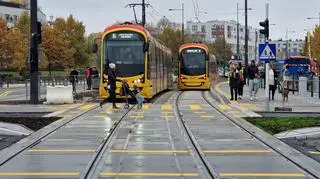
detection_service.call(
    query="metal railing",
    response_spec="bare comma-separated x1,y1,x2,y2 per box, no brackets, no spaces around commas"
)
0,75,100,102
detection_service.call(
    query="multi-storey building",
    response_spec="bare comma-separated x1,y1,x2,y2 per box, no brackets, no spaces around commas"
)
270,39,304,60
186,20,264,61
0,0,46,28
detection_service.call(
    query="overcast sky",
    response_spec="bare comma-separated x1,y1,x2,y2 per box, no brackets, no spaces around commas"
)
38,0,320,40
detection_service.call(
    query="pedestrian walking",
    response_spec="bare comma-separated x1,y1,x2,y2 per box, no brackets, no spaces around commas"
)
69,69,79,92
100,63,122,109
237,63,245,99
268,63,278,101
247,60,259,101
85,67,92,90
229,64,239,101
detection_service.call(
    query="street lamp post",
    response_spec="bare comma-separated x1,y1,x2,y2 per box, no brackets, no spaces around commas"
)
169,3,184,43
237,3,240,58
244,0,248,68
307,12,320,26
237,3,252,61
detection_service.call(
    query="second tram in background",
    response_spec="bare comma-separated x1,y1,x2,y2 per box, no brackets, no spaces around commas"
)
178,43,217,90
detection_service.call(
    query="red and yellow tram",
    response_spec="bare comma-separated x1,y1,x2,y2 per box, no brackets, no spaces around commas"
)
99,23,173,99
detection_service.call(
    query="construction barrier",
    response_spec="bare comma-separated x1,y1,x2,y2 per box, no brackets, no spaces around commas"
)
46,86,73,104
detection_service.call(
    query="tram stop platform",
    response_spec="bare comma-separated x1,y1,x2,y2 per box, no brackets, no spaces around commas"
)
0,91,318,178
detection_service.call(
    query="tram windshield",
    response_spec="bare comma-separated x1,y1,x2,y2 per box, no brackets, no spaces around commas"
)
181,48,206,76
104,31,145,77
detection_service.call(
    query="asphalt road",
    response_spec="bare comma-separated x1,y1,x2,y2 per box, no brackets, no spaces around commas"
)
0,86,46,101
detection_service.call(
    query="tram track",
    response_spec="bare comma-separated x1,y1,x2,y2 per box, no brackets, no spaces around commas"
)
201,90,320,179
175,91,218,179
83,91,175,178
0,104,101,167
81,105,135,179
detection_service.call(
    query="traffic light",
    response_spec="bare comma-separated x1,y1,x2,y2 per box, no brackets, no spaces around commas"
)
259,19,269,40
37,21,42,44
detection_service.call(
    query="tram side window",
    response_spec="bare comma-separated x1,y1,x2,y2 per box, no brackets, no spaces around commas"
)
155,47,159,79
160,49,163,78
152,44,156,79
147,51,151,79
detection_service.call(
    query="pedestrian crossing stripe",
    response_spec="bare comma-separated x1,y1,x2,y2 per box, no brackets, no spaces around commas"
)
79,104,95,110
161,104,172,110
260,44,276,59
189,105,202,110
218,104,232,110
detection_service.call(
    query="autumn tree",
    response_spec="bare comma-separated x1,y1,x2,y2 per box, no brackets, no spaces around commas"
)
11,12,30,72
311,26,320,60
86,32,102,69
53,15,89,67
157,27,183,74
207,37,232,66
42,25,75,71
9,0,24,4
0,18,27,71
0,18,11,69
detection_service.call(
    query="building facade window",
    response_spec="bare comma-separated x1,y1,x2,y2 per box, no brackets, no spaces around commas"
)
192,25,198,32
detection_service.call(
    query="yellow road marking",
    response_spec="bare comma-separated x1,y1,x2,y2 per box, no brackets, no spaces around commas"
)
100,172,199,177
233,115,247,118
219,173,305,177
111,150,189,154
200,116,214,118
79,104,94,110
193,111,206,114
162,111,174,114
218,104,232,110
0,172,80,176
100,111,112,114
240,103,259,110
161,104,173,110
28,149,96,153
129,116,144,118
189,104,202,110
107,104,123,110
94,116,108,118
309,151,320,155
0,90,12,97
204,150,272,153
59,115,72,118
142,104,150,110
161,116,174,118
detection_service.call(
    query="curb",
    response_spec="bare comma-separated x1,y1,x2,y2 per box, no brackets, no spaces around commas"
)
0,103,98,166
208,86,320,178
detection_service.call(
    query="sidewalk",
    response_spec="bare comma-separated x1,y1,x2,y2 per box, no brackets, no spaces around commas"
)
215,81,320,113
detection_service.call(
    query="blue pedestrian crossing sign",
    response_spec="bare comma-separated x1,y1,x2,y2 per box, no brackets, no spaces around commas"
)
259,43,276,62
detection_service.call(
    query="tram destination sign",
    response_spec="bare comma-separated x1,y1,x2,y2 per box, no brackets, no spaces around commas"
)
108,32,142,40
185,49,203,53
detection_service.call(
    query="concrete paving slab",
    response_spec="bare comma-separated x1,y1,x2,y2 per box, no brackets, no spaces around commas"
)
275,127,320,139
179,91,317,178
0,122,32,136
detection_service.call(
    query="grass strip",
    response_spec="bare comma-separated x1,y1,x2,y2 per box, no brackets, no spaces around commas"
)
245,117,320,135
